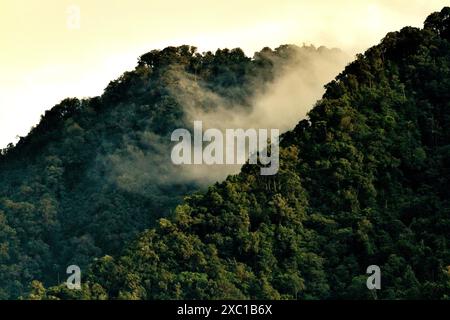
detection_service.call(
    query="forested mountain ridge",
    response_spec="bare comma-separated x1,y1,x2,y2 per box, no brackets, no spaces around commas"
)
31,8,450,299
0,43,345,299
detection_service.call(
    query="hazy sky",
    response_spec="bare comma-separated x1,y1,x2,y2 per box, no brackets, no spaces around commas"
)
0,0,448,148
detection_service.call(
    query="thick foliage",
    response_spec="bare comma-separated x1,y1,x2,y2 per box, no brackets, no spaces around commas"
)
36,8,450,300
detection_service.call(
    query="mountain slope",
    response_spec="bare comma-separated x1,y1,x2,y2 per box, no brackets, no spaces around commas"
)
0,45,346,299
34,7,450,300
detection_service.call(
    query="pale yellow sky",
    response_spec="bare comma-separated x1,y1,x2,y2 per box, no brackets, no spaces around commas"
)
0,0,448,148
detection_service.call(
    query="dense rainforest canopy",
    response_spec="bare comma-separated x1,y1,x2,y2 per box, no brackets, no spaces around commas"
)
3,7,450,300
0,41,343,299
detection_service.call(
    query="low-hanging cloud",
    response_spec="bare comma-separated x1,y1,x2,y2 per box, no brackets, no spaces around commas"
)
107,45,351,191
167,45,350,183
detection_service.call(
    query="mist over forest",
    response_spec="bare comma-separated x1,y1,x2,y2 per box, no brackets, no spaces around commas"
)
0,5,449,302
